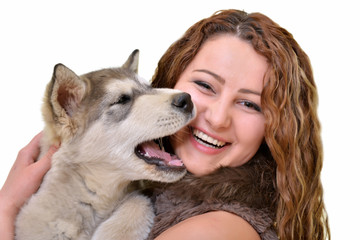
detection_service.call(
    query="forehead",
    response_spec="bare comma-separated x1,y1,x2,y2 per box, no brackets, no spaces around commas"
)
105,78,147,93
199,35,267,73
84,67,150,94
184,35,268,88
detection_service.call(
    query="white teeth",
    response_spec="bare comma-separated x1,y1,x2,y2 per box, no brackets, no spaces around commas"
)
192,129,226,148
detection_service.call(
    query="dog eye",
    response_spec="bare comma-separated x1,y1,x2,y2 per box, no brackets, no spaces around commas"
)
112,94,131,105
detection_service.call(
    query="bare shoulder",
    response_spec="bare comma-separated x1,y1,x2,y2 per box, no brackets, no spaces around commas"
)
155,211,260,240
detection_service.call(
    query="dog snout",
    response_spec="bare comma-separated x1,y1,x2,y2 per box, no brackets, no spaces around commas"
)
171,93,193,114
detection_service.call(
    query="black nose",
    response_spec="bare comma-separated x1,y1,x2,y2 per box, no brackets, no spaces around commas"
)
171,93,193,114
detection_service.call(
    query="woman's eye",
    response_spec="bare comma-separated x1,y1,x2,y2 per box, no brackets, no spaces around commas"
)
239,100,262,112
193,80,215,93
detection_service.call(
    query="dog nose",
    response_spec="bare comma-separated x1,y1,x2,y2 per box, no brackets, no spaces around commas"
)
172,93,193,113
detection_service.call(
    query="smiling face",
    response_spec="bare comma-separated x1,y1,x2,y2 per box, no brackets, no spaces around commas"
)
171,34,268,176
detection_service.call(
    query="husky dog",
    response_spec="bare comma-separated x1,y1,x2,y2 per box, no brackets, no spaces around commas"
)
15,50,195,240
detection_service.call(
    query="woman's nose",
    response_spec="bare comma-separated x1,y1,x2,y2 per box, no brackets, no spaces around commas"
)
205,100,231,129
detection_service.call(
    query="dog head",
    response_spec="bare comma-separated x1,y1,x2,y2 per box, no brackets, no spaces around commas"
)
41,50,196,182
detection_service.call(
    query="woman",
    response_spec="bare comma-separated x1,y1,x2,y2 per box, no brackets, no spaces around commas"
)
149,10,330,239
0,9,330,240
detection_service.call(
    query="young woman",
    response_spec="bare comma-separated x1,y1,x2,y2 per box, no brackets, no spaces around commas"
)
0,9,330,240
148,10,330,239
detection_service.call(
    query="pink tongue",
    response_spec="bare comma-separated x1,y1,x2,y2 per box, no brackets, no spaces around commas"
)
141,141,183,167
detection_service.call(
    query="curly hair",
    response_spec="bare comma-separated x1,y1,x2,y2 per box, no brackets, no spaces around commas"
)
151,9,330,240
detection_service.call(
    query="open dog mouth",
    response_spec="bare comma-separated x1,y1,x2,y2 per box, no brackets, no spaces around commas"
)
135,138,184,171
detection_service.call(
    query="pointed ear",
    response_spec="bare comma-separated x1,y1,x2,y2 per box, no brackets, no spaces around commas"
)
48,64,86,118
41,64,86,146
122,49,139,73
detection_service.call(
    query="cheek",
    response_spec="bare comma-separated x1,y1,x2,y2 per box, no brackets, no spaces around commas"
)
236,116,265,144
174,82,194,99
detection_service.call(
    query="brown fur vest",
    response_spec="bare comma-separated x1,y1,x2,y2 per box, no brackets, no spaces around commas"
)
147,150,279,240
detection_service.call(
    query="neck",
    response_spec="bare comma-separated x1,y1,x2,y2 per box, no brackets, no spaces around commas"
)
49,151,131,208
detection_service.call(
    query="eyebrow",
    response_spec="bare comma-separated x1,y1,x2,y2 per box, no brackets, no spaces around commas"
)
194,69,262,96
193,69,225,84
238,88,261,96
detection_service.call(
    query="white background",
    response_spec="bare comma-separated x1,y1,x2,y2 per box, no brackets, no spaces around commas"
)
0,0,359,239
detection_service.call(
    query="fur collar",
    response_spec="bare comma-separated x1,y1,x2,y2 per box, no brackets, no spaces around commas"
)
147,149,279,239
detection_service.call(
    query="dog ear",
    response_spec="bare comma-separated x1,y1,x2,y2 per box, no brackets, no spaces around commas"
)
48,64,86,118
41,64,86,145
122,49,139,73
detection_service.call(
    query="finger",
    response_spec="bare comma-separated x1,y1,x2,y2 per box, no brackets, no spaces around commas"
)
33,145,58,177
16,132,43,167
26,132,43,161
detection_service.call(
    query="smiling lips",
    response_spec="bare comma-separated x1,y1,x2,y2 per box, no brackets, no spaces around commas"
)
191,128,227,149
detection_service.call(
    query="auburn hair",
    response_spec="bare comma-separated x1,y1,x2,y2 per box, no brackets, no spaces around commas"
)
151,9,330,240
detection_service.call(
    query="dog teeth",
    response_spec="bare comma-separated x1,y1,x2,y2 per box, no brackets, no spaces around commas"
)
159,138,165,151
192,129,226,148
154,138,165,151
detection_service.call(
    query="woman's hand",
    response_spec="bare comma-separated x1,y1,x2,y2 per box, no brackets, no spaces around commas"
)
0,132,58,240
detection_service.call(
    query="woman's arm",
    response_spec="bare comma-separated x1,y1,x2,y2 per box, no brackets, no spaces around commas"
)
0,132,57,240
155,211,260,240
